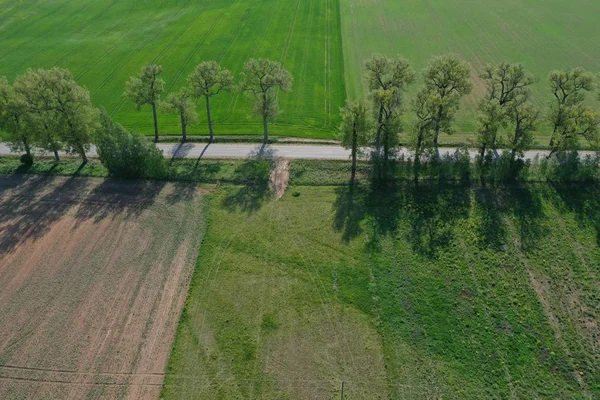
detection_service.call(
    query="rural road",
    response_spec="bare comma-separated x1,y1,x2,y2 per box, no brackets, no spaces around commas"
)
0,142,596,161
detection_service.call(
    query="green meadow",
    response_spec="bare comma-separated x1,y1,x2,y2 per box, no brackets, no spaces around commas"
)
0,0,345,138
163,181,600,399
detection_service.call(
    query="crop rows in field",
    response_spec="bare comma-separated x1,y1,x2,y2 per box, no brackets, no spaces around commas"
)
0,0,345,138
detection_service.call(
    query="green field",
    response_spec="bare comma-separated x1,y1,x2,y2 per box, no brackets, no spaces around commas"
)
1,0,599,142
163,180,600,398
0,0,345,138
341,0,600,143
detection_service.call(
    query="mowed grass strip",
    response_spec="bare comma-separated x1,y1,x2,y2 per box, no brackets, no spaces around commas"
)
0,0,345,138
163,183,599,398
341,0,600,144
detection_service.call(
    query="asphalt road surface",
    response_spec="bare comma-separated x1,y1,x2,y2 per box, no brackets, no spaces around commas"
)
0,142,596,161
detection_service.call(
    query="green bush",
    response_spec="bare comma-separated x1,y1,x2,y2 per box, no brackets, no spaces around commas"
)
541,151,600,183
95,110,166,179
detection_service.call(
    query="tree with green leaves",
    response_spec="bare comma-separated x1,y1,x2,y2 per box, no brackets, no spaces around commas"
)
160,88,197,142
416,54,472,156
239,59,293,144
476,62,536,160
125,64,164,143
338,101,371,183
187,61,233,141
14,68,97,163
547,68,598,156
0,77,34,160
364,54,414,181
506,93,538,165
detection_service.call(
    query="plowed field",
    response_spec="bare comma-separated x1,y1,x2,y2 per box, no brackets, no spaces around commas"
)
0,176,206,399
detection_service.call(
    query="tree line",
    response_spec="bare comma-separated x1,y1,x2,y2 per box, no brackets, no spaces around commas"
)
338,54,600,183
1,55,599,182
0,58,293,167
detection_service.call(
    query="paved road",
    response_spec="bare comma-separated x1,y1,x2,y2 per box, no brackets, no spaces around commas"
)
0,142,596,161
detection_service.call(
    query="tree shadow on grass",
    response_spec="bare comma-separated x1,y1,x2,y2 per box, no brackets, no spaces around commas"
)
549,183,600,247
333,180,471,257
404,182,471,257
221,146,276,214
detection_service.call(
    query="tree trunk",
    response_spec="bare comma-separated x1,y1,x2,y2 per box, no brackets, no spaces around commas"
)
414,132,423,185
48,135,59,163
262,93,269,145
351,127,358,183
80,146,88,164
206,96,214,142
180,112,187,142
382,131,389,180
152,102,159,143
22,136,31,157
433,106,443,158
479,143,486,167
263,116,268,144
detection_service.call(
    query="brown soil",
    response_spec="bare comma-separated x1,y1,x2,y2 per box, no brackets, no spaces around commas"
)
269,159,290,200
0,176,206,399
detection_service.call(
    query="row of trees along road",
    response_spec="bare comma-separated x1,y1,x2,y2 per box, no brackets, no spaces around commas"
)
0,68,97,164
1,56,598,175
124,59,292,144
338,54,600,183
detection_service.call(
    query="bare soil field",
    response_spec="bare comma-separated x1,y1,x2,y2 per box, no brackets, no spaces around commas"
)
0,175,206,399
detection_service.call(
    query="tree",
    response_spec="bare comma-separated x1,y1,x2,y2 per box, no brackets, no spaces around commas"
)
418,54,472,155
125,64,164,143
160,88,197,142
364,54,414,180
187,61,234,141
14,68,97,163
547,68,598,156
410,88,439,182
506,94,538,165
337,101,371,183
95,110,166,178
477,62,536,159
0,77,34,160
239,59,293,144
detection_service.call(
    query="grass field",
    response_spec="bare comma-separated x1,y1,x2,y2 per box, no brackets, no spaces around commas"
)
0,0,345,138
341,0,600,144
1,0,599,144
163,181,600,398
0,176,206,399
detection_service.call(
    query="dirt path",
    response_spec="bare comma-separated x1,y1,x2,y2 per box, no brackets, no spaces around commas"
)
270,159,290,200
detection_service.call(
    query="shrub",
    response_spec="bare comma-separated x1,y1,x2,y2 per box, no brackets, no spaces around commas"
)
543,151,600,183
19,153,33,165
95,110,166,179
